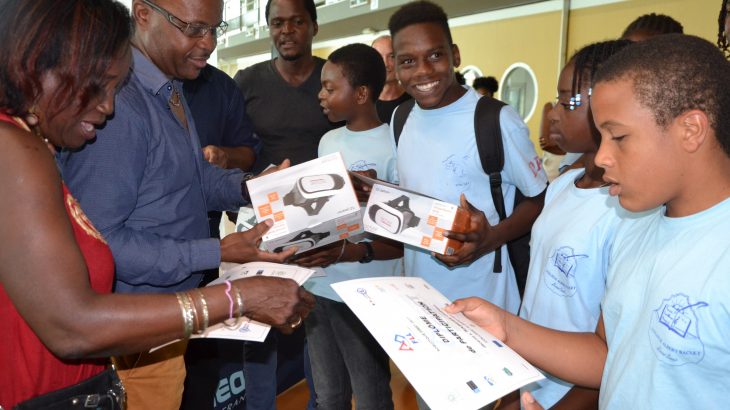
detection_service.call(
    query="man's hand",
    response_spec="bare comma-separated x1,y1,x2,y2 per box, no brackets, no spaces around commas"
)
233,276,316,334
435,194,500,267
350,169,377,203
445,297,508,342
203,145,229,169
220,219,297,264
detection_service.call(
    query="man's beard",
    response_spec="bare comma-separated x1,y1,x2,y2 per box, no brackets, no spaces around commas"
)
279,51,303,61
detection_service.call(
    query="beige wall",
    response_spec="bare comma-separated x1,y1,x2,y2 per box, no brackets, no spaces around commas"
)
236,1,721,149
445,0,720,149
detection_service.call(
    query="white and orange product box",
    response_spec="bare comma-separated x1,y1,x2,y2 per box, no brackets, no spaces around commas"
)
352,173,470,255
245,152,363,254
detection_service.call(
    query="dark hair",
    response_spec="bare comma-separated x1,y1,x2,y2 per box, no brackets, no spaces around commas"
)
0,0,131,118
473,76,498,94
328,43,385,100
388,1,452,45
454,71,465,85
595,34,730,157
718,0,729,58
568,40,633,109
265,0,317,24
567,40,633,145
621,13,683,39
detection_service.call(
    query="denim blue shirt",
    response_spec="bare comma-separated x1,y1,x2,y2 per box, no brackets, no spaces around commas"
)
58,47,246,293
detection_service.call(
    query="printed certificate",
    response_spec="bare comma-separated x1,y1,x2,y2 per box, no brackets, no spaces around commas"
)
332,277,544,410
200,262,315,342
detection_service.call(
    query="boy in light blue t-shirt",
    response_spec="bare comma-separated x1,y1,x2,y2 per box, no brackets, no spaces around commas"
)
295,43,402,410
448,34,730,409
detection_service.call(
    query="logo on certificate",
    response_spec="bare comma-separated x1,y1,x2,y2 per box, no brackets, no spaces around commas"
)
394,333,418,351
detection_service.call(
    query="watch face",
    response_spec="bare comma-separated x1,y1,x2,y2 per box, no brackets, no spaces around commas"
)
371,205,403,234
298,174,340,197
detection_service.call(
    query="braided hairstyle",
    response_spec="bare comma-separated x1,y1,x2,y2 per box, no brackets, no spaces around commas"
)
718,0,729,58
565,40,633,145
566,39,633,112
621,13,683,40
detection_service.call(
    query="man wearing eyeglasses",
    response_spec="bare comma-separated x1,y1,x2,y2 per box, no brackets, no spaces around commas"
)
57,1,307,409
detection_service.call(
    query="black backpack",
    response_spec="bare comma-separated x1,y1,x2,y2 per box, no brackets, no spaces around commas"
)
392,97,532,297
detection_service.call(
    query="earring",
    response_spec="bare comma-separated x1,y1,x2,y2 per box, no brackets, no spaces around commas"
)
26,106,40,126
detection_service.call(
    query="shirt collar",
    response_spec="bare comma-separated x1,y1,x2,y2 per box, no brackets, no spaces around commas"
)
131,46,180,95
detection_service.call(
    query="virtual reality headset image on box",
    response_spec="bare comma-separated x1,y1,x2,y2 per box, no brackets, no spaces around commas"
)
367,195,420,235
283,174,346,216
273,230,331,253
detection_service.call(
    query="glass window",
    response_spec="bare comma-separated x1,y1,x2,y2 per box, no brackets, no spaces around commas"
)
500,63,538,122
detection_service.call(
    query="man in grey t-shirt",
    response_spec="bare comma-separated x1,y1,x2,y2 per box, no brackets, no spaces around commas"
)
233,1,339,408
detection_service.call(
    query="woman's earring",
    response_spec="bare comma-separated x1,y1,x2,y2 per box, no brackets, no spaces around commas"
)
26,106,40,126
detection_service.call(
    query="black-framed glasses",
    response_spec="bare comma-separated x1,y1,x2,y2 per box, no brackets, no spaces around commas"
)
141,0,228,38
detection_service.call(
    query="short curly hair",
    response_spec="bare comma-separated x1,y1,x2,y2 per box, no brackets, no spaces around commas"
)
388,1,452,45
328,43,385,100
473,76,498,94
595,34,730,157
265,0,317,24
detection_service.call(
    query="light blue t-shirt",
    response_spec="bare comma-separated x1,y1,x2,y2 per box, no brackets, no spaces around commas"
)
600,197,730,409
519,168,635,407
397,87,548,312
305,124,401,302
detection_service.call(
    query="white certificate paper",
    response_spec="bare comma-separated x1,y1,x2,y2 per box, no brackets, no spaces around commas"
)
201,262,315,342
332,277,544,410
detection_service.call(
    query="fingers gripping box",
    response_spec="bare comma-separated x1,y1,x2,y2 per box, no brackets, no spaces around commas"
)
357,176,470,255
246,152,363,254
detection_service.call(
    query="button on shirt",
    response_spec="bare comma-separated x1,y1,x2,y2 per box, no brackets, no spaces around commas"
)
58,47,246,294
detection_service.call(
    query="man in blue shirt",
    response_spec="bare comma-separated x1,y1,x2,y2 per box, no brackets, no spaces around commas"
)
57,0,304,409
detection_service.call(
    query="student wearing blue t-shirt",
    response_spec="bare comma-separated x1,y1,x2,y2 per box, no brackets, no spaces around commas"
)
294,43,402,410
388,1,547,315
448,35,730,409
510,40,635,410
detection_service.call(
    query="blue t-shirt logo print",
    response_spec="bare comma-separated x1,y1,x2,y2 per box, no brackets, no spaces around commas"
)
543,246,587,297
649,293,708,366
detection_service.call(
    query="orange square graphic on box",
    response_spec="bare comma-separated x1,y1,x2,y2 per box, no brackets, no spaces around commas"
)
336,223,347,231
348,224,360,232
258,203,272,217
427,215,438,226
421,236,431,247
274,211,285,222
433,227,445,240
267,192,279,202
339,233,349,239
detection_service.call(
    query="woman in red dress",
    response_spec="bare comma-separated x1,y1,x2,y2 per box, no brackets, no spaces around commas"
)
0,1,314,408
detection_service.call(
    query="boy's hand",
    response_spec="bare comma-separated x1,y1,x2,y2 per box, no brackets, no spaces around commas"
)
350,169,377,203
258,159,291,178
293,240,351,268
445,297,508,342
220,219,297,264
521,391,544,410
435,194,501,267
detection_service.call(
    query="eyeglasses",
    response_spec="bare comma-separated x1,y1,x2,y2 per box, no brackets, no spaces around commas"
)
140,0,228,38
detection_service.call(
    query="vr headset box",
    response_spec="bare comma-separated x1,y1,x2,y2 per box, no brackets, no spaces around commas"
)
351,173,470,255
246,152,363,254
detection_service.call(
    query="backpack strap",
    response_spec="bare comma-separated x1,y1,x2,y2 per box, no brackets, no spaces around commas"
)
392,98,416,146
474,96,507,273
